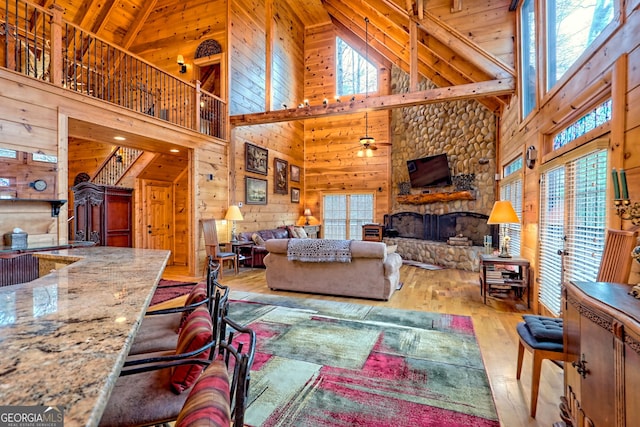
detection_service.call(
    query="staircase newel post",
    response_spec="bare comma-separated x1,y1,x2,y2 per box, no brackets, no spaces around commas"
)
48,4,65,88
194,79,202,133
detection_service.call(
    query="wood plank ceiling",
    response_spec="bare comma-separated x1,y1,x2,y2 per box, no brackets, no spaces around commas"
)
34,0,516,120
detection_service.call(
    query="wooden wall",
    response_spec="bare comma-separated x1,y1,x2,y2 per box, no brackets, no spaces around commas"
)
0,70,227,276
303,23,392,224
229,0,306,235
498,2,640,314
130,0,229,85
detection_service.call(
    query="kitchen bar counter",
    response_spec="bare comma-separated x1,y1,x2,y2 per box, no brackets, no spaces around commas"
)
0,246,171,426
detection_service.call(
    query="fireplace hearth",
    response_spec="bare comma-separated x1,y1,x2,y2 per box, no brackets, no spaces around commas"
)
383,211,498,247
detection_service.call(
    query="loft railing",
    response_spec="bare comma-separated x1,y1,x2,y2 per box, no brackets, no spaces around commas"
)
0,0,226,140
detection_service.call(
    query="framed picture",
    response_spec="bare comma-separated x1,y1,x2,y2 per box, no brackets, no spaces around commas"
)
274,158,288,194
245,176,268,205
291,187,300,203
245,143,268,175
290,164,300,182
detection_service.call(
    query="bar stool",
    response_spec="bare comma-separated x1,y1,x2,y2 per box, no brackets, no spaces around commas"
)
516,315,564,418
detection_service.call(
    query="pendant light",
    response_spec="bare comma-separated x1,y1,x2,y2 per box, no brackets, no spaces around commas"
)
358,17,374,158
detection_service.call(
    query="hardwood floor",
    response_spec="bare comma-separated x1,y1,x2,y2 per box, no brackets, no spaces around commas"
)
163,263,563,427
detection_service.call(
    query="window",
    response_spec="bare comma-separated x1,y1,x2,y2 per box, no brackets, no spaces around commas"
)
0,148,17,158
520,0,537,118
336,37,377,97
323,193,374,239
553,99,612,149
32,152,58,163
538,147,608,315
546,0,614,90
501,158,523,257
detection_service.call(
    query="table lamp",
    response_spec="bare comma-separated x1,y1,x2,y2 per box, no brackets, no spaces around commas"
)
303,208,312,225
225,205,244,241
487,200,519,258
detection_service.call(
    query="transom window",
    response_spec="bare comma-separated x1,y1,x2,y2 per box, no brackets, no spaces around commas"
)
553,99,612,150
336,37,377,97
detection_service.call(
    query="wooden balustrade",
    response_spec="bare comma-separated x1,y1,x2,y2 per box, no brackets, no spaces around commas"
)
0,0,226,140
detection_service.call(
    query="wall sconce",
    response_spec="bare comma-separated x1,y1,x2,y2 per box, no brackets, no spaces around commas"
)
526,145,537,169
177,55,187,74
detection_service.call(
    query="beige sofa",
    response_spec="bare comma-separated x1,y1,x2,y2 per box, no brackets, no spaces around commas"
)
264,239,403,300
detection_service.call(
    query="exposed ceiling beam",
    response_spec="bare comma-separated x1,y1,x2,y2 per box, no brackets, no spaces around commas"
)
380,0,515,79
230,78,514,126
121,0,157,50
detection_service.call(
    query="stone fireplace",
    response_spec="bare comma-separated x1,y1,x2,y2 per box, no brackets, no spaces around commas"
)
383,211,498,271
384,211,498,246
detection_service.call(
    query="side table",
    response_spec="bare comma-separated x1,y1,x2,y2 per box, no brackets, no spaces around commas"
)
221,241,254,267
480,254,530,307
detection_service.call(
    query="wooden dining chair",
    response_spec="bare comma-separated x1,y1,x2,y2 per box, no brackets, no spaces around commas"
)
596,228,638,283
201,218,238,279
516,228,638,418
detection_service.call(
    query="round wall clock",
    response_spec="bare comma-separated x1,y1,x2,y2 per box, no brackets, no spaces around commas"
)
32,179,47,191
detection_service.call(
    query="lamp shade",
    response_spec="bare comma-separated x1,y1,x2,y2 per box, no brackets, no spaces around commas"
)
224,205,244,221
303,208,312,217
487,201,519,224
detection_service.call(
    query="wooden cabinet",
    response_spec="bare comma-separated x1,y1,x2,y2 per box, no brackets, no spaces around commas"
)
362,224,384,242
560,281,640,427
73,182,133,247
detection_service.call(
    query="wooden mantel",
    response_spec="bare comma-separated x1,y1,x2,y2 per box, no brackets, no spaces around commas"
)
396,190,475,204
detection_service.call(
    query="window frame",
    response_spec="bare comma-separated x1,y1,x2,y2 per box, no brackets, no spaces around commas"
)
517,0,621,123
322,192,375,240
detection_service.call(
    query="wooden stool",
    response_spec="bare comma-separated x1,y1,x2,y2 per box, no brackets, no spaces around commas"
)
516,315,564,418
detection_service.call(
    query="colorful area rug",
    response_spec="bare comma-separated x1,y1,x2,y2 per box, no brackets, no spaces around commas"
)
402,259,445,270
228,292,499,427
150,279,197,305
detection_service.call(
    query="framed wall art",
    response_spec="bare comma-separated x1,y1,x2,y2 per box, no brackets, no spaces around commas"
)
291,187,300,203
290,164,300,182
274,158,288,194
245,143,268,175
245,176,268,205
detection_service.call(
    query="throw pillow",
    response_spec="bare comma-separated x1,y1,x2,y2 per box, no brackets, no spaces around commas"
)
252,233,266,246
294,227,308,238
178,282,208,332
285,225,296,238
171,306,213,394
175,360,231,427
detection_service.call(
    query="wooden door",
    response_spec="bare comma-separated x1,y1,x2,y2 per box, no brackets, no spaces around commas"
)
143,180,174,263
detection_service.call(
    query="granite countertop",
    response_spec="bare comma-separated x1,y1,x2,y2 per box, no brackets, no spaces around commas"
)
0,246,171,426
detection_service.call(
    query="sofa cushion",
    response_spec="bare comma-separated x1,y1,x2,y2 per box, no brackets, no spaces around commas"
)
251,233,266,246
293,227,308,238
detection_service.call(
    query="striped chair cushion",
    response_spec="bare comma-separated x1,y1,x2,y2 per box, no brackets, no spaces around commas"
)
170,306,213,394
178,282,208,331
175,360,230,427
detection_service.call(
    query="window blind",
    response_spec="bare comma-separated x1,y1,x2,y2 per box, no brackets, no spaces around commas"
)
323,193,374,240
538,149,607,315
501,178,523,257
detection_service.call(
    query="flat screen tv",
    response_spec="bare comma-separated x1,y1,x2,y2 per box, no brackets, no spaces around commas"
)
407,153,452,188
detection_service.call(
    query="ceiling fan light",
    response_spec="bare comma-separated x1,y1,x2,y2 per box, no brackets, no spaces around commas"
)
366,148,374,157
360,136,375,146
357,149,364,157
